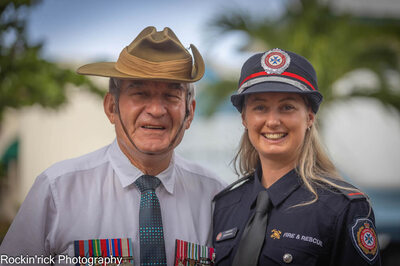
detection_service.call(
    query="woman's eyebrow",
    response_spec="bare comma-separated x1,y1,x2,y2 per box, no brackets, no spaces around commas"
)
279,96,298,102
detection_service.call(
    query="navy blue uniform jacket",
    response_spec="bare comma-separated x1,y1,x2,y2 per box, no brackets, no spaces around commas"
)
212,169,381,265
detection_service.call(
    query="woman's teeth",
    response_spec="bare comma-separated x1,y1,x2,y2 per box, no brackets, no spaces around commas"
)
263,133,287,139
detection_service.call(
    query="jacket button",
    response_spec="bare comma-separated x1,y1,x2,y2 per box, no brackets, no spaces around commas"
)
283,253,293,263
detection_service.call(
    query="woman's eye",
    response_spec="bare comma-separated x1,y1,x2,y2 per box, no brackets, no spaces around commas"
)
253,105,265,111
282,105,295,111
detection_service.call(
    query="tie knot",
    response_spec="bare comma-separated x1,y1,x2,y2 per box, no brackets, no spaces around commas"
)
255,190,270,213
134,175,161,192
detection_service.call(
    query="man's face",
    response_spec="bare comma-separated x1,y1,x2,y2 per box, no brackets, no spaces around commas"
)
105,80,195,157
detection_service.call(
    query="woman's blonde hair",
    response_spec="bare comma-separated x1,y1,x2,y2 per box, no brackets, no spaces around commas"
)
234,98,359,206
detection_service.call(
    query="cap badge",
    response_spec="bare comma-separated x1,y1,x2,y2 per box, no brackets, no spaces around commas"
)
261,48,291,74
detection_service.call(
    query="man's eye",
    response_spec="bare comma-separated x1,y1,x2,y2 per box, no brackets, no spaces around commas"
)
166,94,180,99
130,91,145,97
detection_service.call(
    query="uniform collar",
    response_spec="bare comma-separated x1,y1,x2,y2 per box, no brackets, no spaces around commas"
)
108,139,175,194
251,166,301,208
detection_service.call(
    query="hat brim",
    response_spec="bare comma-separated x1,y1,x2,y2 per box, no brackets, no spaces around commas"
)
77,44,204,83
231,82,323,113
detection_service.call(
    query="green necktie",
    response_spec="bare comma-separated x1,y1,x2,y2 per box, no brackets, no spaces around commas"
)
232,190,271,266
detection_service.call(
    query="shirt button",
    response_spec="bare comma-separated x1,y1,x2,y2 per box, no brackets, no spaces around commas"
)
283,253,293,263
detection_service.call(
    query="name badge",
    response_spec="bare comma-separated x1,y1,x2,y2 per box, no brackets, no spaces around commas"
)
215,227,238,242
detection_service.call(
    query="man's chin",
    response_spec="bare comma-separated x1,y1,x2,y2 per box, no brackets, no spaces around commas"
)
135,144,174,155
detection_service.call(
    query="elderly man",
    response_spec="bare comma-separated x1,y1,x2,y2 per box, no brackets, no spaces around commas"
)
0,26,225,266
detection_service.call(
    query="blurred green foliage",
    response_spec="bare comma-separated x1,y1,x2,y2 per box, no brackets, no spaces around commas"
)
203,0,400,115
0,0,104,121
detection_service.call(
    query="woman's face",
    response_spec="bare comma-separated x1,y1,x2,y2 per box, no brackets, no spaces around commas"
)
242,92,315,164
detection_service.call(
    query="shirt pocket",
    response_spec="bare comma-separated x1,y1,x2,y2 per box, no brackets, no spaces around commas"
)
261,245,318,266
214,242,234,266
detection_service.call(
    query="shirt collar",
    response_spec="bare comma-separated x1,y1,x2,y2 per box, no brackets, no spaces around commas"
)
107,139,176,194
250,166,301,208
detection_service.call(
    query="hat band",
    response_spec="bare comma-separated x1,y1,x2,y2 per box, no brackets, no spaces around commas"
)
238,76,310,94
115,48,192,79
239,71,316,93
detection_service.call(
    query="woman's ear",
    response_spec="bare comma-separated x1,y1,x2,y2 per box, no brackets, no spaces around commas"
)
307,109,315,128
242,112,247,129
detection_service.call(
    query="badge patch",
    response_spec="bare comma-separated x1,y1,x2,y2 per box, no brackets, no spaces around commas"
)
350,218,378,263
270,229,282,240
215,227,238,242
261,48,291,74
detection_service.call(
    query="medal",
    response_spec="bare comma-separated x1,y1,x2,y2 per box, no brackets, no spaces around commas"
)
175,239,215,265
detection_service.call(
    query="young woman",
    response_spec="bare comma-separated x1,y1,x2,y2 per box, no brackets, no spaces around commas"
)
212,49,381,266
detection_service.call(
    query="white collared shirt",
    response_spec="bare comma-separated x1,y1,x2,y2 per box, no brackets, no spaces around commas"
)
0,140,225,265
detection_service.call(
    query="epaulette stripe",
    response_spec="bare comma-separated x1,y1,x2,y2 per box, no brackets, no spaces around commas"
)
324,177,366,200
212,175,252,202
348,192,364,196
230,178,250,191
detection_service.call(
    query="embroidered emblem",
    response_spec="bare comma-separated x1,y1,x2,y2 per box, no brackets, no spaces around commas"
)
351,218,379,263
261,48,291,74
215,227,238,242
216,232,222,242
270,229,282,239
175,239,215,266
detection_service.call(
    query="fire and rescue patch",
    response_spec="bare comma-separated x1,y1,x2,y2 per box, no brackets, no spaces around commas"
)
350,218,379,264
261,48,291,74
270,229,282,240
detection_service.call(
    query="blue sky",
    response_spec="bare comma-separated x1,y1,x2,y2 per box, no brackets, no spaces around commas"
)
26,0,283,69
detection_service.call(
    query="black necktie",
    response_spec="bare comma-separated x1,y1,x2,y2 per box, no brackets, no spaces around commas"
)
232,190,271,266
134,175,167,266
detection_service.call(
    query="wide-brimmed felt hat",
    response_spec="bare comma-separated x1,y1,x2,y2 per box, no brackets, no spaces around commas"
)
231,48,323,113
77,26,205,82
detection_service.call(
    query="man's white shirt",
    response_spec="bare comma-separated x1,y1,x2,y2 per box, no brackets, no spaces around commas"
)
0,140,225,265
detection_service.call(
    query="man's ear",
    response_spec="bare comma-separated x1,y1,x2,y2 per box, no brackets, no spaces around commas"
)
104,93,116,124
185,100,196,129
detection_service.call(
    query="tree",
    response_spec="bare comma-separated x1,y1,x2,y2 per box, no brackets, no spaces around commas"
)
0,0,104,122
0,0,105,183
202,0,400,115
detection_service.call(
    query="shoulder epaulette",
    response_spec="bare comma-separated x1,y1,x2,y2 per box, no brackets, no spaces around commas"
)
324,177,367,201
212,174,253,202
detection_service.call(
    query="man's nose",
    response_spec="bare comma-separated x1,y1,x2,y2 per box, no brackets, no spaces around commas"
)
145,97,167,117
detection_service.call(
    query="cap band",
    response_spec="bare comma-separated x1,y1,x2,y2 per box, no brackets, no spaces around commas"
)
238,71,316,94
238,76,309,94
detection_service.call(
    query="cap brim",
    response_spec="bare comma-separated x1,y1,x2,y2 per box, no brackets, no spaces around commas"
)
231,82,323,113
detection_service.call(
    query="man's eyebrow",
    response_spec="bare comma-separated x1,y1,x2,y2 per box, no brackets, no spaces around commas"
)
167,83,185,91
